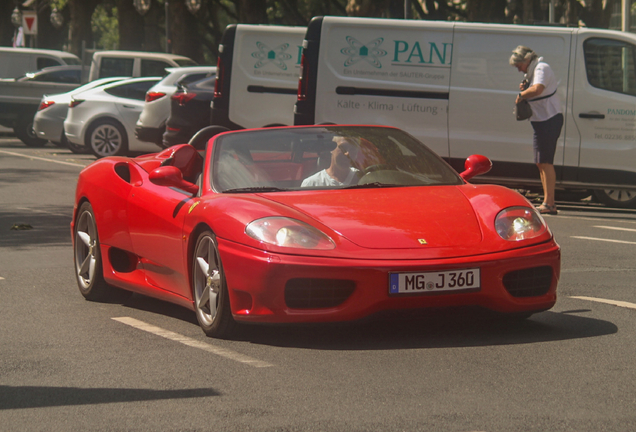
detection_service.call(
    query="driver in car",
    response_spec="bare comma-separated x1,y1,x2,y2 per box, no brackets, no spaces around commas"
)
301,136,360,187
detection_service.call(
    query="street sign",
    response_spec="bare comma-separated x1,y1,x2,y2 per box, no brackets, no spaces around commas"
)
22,11,37,35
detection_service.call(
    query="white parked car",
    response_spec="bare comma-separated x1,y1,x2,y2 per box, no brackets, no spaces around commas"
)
34,76,128,153
135,66,215,147
64,76,162,158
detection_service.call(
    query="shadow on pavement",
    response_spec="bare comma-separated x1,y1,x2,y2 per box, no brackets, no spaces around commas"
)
114,293,618,350
0,385,219,410
0,205,73,248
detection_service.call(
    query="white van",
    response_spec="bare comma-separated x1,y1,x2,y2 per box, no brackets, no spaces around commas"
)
210,24,305,130
0,47,80,78
87,51,197,82
295,16,636,208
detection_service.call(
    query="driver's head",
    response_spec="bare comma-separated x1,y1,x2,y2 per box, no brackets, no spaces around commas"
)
331,136,360,169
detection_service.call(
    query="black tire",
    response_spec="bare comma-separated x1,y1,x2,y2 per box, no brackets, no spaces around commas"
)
188,126,230,150
14,118,47,147
192,230,235,338
73,202,131,302
63,132,88,154
593,189,636,209
86,118,129,158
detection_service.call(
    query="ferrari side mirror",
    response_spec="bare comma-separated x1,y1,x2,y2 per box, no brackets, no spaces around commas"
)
149,166,199,195
460,154,492,181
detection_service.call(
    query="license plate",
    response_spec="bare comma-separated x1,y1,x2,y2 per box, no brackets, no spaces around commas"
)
389,268,480,294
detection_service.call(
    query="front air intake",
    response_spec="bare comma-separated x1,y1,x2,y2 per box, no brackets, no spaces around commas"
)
502,266,553,298
285,278,355,309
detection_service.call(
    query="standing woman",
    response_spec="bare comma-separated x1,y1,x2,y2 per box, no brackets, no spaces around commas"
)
510,46,563,215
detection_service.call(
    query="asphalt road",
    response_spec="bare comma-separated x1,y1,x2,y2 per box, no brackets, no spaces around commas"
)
1,138,635,431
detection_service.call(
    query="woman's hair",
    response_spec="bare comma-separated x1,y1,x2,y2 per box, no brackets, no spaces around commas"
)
509,45,538,66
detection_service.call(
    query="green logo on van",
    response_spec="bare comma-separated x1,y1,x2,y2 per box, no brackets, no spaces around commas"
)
252,42,293,70
340,36,387,69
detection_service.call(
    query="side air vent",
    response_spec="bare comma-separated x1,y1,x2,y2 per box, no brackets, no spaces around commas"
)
502,266,553,298
285,278,355,309
114,163,131,183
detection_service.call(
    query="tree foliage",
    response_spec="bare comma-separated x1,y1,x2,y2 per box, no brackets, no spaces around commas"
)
0,0,630,64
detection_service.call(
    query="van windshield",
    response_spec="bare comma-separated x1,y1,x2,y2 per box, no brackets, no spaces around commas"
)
211,126,463,193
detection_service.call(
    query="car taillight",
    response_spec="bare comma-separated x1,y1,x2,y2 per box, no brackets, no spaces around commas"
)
297,49,308,102
38,100,55,111
69,99,84,108
171,92,196,106
145,91,166,102
214,56,224,98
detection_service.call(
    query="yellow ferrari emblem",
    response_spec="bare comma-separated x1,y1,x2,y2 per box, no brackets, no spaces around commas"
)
418,239,427,245
188,201,200,214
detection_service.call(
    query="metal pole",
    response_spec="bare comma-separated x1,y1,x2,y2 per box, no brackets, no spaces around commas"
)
622,0,630,32
165,0,170,53
549,0,555,24
404,0,411,19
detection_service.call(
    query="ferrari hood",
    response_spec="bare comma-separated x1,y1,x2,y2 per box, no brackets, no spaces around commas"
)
264,187,483,249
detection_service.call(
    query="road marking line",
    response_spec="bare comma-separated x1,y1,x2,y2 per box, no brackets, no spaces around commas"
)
594,225,636,232
0,150,86,167
0,277,4,280
552,215,636,225
571,236,636,245
112,317,273,368
570,296,636,310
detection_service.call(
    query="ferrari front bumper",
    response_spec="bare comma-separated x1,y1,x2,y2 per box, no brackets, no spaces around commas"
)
218,239,561,324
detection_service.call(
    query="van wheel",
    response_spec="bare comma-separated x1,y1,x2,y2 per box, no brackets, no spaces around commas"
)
14,119,47,147
593,189,636,208
86,118,128,158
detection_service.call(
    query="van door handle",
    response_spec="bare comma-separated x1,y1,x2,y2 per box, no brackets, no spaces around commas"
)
122,105,137,109
579,113,605,119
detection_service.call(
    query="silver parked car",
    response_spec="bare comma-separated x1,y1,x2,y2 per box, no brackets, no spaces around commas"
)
33,76,127,153
135,66,215,147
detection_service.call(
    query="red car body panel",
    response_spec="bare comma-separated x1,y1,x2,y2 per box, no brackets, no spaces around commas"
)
72,127,560,324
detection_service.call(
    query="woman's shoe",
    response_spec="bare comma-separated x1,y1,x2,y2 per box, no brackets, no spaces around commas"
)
537,203,558,215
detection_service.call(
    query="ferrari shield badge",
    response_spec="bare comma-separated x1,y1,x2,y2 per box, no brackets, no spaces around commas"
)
418,239,427,245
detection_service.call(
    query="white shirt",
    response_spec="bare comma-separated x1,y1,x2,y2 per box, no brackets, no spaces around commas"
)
301,168,359,187
526,57,562,122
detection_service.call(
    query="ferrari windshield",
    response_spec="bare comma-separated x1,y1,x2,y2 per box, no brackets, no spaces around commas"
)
211,126,463,192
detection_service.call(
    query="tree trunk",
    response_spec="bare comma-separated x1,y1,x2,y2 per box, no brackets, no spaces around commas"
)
236,0,268,24
68,0,100,56
169,1,203,61
115,0,145,51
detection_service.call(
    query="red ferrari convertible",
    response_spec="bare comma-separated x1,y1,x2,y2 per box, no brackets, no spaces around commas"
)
72,125,560,338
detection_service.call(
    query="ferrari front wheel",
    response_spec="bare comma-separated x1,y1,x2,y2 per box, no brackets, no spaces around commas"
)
74,202,131,302
192,231,235,338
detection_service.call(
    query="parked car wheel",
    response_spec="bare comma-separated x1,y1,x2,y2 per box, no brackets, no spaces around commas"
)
74,202,131,302
86,118,128,158
14,118,47,147
62,133,88,154
192,230,235,338
593,189,636,208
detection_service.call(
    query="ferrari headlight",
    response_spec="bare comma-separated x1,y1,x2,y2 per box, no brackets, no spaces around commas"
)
246,217,335,250
495,206,547,241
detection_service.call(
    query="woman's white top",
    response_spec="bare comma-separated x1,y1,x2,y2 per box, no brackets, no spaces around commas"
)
526,57,562,122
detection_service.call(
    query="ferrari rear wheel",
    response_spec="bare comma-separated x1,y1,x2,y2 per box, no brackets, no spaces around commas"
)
192,231,235,338
74,202,131,302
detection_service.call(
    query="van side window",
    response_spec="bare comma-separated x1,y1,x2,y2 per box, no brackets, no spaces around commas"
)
37,57,62,69
584,38,636,96
100,58,134,78
141,59,172,77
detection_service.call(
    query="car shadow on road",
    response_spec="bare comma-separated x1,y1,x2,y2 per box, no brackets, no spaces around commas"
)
0,385,219,410
116,294,617,350
230,308,618,350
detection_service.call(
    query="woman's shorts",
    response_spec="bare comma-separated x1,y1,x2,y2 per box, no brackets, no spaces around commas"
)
531,113,563,164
